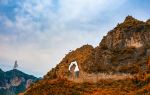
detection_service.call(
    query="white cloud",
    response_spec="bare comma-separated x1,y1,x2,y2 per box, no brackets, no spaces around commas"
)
2,0,144,77
0,0,9,4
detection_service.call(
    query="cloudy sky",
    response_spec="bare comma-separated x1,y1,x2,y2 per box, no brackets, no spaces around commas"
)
0,0,150,77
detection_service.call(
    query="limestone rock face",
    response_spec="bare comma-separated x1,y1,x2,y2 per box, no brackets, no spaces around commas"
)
10,77,22,87
94,16,150,74
100,16,150,49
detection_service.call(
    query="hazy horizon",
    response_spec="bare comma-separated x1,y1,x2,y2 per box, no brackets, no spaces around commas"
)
0,0,150,77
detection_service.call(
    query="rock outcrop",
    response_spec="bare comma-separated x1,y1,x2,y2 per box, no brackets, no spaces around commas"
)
93,16,150,74
44,45,95,79
100,16,150,49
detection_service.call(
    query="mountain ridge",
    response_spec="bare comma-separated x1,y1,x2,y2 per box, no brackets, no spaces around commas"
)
25,16,150,95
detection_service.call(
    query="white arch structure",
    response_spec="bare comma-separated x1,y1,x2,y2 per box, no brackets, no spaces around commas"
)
68,61,79,72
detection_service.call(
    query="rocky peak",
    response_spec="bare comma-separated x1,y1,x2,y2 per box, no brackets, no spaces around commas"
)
124,16,138,22
95,16,150,74
100,16,150,49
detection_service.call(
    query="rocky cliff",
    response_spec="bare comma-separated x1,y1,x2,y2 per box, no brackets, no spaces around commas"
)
100,16,150,49
92,16,150,74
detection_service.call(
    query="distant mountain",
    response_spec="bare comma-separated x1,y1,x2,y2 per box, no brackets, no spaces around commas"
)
25,16,150,95
0,68,38,95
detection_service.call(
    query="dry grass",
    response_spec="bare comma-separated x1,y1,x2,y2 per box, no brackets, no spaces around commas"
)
24,77,138,95
25,72,150,95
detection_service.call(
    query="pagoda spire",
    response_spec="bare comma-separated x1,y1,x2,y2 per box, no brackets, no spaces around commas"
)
13,60,18,70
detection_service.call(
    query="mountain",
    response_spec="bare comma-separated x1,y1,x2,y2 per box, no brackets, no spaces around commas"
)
0,68,38,95
24,16,150,95
45,16,150,79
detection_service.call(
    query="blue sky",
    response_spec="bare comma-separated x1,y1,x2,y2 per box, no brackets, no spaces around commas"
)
0,0,150,77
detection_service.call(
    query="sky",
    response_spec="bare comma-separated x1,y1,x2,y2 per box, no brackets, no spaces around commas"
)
0,0,150,77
